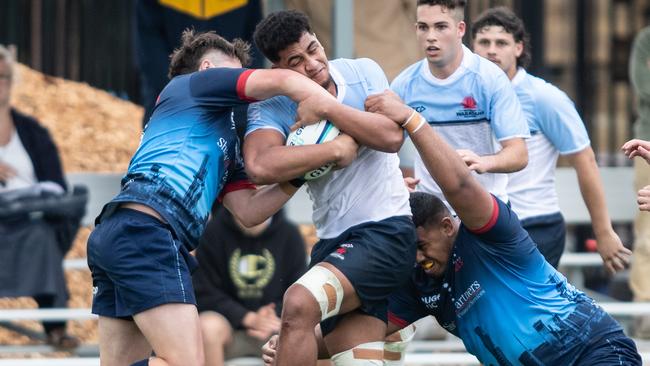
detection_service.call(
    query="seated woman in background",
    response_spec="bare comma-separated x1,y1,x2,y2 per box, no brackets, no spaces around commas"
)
0,44,80,349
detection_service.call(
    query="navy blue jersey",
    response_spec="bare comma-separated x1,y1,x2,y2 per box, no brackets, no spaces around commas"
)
105,67,256,250
389,197,621,365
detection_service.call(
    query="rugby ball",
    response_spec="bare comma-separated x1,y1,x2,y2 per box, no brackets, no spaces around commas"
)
286,120,340,180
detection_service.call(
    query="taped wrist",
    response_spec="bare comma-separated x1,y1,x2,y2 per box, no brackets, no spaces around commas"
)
403,112,426,135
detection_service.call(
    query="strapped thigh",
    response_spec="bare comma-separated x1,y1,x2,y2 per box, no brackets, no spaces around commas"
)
295,265,345,321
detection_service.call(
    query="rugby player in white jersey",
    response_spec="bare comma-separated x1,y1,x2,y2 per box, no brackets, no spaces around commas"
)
471,7,630,272
369,0,530,207
244,10,416,366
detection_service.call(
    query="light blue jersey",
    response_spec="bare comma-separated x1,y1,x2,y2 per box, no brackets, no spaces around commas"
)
508,69,591,220
391,46,529,203
247,58,411,239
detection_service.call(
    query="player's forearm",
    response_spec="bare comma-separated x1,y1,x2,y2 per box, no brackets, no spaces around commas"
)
225,184,297,227
569,148,615,236
487,138,528,173
245,144,342,184
244,69,333,103
323,106,404,152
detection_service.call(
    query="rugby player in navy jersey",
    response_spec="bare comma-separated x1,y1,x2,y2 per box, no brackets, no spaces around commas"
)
262,85,642,366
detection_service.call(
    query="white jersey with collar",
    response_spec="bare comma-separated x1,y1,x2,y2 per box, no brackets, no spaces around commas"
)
507,68,591,221
391,45,529,204
247,58,411,239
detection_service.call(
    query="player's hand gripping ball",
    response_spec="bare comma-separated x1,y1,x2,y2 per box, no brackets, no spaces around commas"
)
286,120,340,180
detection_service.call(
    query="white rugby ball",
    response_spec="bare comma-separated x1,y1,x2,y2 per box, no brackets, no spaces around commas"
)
286,120,340,180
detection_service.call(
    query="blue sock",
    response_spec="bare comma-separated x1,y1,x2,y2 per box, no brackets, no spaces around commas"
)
131,359,149,366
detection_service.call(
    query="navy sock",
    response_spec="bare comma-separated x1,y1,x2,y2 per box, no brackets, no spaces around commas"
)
131,359,149,366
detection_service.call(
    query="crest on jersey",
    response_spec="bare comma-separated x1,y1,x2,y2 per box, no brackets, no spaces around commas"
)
461,96,477,109
456,96,485,118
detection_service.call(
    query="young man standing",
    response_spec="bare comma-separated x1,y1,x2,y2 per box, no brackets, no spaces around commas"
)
245,10,416,366
381,0,529,207
87,30,357,366
471,7,631,272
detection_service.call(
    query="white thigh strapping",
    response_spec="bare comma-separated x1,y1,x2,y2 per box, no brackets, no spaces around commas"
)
294,265,344,321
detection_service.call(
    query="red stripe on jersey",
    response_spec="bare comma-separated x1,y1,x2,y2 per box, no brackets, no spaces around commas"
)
469,195,499,234
388,311,410,328
218,180,256,202
236,69,258,102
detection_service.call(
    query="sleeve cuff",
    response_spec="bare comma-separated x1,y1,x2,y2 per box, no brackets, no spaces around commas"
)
236,69,258,102
218,180,257,202
468,195,499,234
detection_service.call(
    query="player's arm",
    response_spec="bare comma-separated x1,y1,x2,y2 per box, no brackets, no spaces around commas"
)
222,182,299,228
495,137,528,172
366,92,493,228
566,147,631,274
244,131,357,184
243,68,337,105
458,70,529,174
319,101,404,152
456,137,528,174
312,59,404,152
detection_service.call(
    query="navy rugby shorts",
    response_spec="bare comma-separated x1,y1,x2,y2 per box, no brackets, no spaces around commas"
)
309,215,417,335
87,208,197,318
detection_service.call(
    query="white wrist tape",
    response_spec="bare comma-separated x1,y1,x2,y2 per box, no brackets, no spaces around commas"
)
295,265,344,321
331,341,384,366
401,110,417,128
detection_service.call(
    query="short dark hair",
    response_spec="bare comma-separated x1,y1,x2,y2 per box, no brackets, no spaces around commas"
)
471,7,531,69
168,29,251,78
409,192,451,228
417,0,466,21
253,10,313,63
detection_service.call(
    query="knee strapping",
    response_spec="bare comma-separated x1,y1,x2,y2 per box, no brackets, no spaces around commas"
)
331,341,384,366
383,324,416,366
294,265,344,321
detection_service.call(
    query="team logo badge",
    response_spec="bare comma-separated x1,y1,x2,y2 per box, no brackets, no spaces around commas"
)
330,243,353,260
461,96,477,109
456,96,485,118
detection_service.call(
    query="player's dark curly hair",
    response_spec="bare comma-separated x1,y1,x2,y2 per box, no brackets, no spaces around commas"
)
471,7,531,69
253,10,313,63
168,29,251,78
410,192,451,228
417,0,466,21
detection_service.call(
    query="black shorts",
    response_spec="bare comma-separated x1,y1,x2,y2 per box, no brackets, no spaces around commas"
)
309,215,416,335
